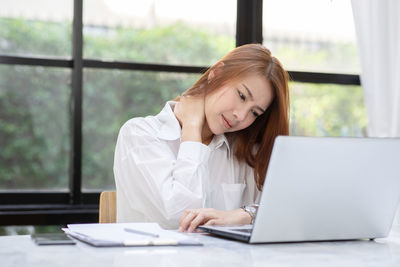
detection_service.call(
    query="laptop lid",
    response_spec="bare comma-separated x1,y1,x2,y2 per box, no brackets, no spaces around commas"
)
249,136,400,243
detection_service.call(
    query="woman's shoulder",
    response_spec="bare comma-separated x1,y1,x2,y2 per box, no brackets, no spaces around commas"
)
119,102,179,140
119,115,161,138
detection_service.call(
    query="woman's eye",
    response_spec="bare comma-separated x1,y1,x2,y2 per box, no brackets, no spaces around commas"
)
238,90,246,101
252,110,259,117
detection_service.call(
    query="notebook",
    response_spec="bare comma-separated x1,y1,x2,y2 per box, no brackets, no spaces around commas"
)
199,136,400,243
63,223,202,247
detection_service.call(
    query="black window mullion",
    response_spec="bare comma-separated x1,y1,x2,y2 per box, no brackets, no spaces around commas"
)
70,0,83,205
236,0,263,46
0,55,72,67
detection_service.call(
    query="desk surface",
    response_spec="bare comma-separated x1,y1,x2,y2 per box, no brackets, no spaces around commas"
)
2,226,400,267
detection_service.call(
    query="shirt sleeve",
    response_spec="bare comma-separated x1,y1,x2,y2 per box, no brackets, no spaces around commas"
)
113,119,211,228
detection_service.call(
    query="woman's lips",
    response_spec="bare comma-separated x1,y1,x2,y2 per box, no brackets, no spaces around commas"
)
222,115,232,129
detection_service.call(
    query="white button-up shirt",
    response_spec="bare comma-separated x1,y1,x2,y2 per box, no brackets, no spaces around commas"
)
114,101,260,229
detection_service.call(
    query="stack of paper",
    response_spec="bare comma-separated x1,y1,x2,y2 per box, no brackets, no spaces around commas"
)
63,223,202,247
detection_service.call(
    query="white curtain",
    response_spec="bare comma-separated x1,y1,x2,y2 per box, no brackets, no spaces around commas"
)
351,0,400,225
351,0,400,137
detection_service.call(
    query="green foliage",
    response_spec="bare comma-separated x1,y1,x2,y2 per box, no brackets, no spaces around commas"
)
0,18,71,57
0,64,70,189
0,17,367,190
290,82,367,136
270,42,360,74
84,22,234,65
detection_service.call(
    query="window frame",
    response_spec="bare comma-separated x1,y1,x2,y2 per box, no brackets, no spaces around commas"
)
0,0,360,225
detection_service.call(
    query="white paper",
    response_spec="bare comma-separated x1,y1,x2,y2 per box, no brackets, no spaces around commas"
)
64,223,200,246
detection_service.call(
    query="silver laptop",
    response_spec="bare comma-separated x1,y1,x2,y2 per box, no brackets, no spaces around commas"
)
198,136,400,243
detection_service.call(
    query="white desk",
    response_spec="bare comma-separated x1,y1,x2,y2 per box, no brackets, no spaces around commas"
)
2,226,400,267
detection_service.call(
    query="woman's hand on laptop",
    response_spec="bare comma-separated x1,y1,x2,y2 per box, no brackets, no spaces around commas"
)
178,208,252,233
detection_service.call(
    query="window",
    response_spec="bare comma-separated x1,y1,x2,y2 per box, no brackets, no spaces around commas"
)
0,65,70,190
263,0,365,137
0,0,72,191
0,0,72,58
83,0,236,65
263,0,360,74
0,0,364,226
290,82,366,137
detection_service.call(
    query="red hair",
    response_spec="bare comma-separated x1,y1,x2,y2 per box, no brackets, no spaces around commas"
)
178,44,290,190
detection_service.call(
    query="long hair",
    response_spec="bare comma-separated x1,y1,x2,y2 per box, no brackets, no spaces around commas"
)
178,44,290,190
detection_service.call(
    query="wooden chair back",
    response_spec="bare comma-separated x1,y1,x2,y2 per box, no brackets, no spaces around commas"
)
99,191,117,223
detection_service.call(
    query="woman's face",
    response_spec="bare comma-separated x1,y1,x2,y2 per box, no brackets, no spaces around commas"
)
204,74,274,135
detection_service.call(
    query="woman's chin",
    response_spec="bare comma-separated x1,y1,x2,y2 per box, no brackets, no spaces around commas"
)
209,125,225,136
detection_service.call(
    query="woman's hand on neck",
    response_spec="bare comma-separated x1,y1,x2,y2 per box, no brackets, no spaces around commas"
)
174,95,214,145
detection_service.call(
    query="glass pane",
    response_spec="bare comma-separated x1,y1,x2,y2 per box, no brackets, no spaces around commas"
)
290,82,367,137
0,65,70,190
82,69,200,190
0,0,72,58
83,0,236,65
263,0,360,74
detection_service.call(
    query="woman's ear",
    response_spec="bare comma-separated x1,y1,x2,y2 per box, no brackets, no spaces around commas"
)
207,61,225,83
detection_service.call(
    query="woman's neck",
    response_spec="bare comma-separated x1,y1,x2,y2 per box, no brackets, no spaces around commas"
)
201,122,214,146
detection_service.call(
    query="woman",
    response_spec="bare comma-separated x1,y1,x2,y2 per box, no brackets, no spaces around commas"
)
113,43,290,231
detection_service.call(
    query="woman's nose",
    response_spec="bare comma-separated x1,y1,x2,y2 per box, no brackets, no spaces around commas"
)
233,109,247,122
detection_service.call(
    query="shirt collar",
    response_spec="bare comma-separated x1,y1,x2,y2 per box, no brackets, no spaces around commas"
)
209,134,231,159
156,101,182,140
156,101,232,157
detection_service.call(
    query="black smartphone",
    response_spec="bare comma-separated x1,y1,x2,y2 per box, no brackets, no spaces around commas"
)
31,233,76,245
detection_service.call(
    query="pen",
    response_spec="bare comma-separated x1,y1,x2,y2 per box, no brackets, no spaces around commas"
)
124,228,159,238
